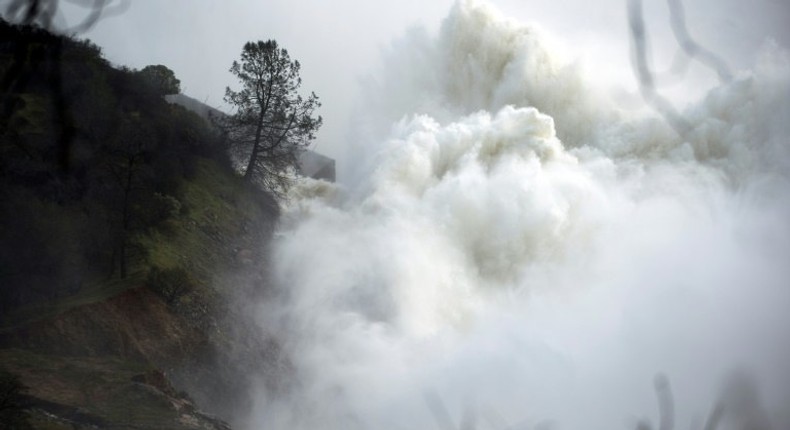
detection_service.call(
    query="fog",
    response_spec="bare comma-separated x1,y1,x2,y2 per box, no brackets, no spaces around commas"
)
60,0,789,169
252,1,790,429
53,1,790,429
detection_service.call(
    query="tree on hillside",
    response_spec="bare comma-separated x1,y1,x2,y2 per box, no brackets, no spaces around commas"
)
218,40,322,196
137,64,180,96
101,117,153,279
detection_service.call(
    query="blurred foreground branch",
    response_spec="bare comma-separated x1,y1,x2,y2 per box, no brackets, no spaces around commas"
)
636,373,675,430
1,0,129,173
4,0,129,32
424,371,772,430
626,0,733,136
665,0,732,83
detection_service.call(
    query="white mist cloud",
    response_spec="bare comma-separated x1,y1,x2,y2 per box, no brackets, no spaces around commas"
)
54,0,789,170
249,1,790,429
44,1,790,428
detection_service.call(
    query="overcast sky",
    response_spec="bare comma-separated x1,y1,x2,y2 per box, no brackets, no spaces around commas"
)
50,0,790,160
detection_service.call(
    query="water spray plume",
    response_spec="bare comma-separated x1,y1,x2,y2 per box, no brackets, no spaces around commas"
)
247,1,790,429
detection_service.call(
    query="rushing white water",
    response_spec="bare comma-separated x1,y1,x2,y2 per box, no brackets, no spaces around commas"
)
249,1,790,429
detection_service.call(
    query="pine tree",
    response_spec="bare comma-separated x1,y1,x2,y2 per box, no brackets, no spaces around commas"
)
220,40,322,196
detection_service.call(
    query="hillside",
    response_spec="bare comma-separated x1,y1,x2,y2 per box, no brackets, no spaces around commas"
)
0,19,282,429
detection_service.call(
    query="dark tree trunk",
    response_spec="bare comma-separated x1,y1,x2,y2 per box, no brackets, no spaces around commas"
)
119,239,127,279
244,112,266,180
118,158,133,279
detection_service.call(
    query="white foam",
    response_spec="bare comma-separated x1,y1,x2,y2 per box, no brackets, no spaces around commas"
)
249,1,790,429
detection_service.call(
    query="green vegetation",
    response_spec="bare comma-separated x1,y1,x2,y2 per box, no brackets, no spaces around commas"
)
0,18,282,429
136,64,181,96
0,18,270,314
217,39,322,196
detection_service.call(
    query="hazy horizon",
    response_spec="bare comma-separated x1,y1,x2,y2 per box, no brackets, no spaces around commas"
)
51,0,790,171
6,2,789,429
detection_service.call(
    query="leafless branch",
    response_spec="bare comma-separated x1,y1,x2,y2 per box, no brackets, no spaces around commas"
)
425,390,458,430
665,0,732,83
4,0,129,33
627,0,733,136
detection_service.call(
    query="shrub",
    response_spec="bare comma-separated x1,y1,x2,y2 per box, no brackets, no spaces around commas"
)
146,266,192,306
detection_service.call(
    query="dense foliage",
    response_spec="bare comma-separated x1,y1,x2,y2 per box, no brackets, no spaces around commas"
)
0,19,227,311
137,64,181,96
